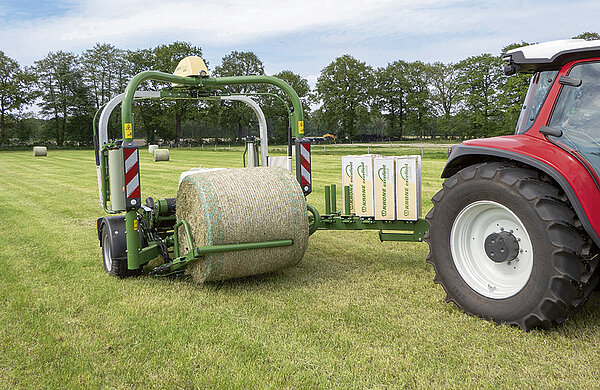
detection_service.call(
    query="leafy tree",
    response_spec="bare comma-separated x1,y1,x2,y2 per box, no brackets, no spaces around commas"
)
13,113,42,145
34,51,89,146
67,78,95,145
456,54,504,138
8,36,589,146
81,43,126,110
214,51,266,141
216,51,264,83
121,43,203,144
79,43,131,144
125,48,155,84
0,51,36,147
153,42,203,146
315,55,374,140
153,41,201,73
573,32,600,41
124,48,161,142
263,70,311,142
404,61,433,139
427,62,460,138
373,61,409,140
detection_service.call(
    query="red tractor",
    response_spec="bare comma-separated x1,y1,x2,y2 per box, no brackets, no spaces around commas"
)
426,39,600,330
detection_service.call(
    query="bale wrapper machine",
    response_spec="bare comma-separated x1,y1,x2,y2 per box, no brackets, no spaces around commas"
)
94,56,429,280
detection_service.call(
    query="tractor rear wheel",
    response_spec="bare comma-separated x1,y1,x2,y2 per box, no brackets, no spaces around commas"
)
425,162,598,330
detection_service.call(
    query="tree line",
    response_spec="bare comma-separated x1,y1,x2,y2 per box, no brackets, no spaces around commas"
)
0,32,598,147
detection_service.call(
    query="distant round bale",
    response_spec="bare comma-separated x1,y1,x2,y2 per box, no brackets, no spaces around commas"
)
33,146,47,156
153,149,170,161
148,144,158,154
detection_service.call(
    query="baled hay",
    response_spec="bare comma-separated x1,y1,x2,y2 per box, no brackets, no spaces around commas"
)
153,149,170,161
176,167,309,283
33,146,47,156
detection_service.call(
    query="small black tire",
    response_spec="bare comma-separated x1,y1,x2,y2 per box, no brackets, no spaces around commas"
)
425,162,599,330
101,226,139,278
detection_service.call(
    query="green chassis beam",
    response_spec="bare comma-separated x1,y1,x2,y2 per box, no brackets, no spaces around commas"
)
307,186,429,242
151,239,294,276
119,71,305,271
316,215,429,242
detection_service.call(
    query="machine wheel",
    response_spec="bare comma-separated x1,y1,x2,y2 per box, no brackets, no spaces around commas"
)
101,226,135,278
425,162,598,330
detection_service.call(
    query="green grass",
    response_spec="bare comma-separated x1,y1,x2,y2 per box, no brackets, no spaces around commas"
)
1,147,599,389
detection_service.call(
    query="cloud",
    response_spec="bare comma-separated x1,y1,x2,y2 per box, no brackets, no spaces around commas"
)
1,0,403,62
0,0,501,62
1,0,599,80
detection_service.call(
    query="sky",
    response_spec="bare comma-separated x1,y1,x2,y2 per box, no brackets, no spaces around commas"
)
1,0,600,86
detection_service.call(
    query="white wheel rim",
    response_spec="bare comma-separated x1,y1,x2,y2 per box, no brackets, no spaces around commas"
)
450,200,533,299
103,234,112,273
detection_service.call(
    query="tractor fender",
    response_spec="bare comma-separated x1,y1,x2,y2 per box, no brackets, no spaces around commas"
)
97,215,127,260
442,138,600,248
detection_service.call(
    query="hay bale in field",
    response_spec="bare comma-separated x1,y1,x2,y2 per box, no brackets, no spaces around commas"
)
176,167,309,283
33,146,47,156
148,144,158,154
153,149,170,161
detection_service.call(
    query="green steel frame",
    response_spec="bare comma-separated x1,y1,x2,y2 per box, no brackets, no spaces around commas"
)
92,90,293,216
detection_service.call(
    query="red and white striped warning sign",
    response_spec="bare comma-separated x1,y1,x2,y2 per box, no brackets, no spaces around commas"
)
123,146,140,202
300,142,311,186
296,141,312,195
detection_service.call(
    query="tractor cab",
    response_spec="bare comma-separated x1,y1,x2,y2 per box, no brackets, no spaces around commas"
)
505,39,600,175
547,62,600,171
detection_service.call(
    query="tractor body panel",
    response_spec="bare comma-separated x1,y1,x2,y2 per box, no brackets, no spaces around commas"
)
443,135,600,247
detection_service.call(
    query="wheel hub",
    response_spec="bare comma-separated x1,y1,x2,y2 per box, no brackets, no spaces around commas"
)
484,231,520,263
450,200,533,299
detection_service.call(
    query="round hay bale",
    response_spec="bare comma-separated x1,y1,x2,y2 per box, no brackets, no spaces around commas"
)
177,167,309,283
153,149,170,161
33,146,47,156
148,144,158,154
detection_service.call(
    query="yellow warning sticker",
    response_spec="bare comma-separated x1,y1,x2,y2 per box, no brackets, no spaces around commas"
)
124,123,132,139
133,219,138,231
298,120,304,135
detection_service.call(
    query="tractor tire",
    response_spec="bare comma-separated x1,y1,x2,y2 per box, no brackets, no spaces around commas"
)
425,162,599,330
101,227,140,278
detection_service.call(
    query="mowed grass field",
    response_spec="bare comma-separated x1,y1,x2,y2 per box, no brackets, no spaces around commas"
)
1,145,600,389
